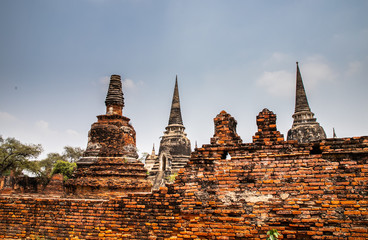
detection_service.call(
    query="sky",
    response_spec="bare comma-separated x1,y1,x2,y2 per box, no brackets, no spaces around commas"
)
0,0,367,159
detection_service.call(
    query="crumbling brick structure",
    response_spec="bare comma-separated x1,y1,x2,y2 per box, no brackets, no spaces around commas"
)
0,107,367,239
65,74,151,198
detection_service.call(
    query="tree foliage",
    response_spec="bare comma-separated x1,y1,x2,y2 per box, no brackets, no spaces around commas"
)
0,136,42,176
63,146,84,162
52,160,77,180
47,146,82,180
30,153,65,186
0,135,82,184
32,148,81,182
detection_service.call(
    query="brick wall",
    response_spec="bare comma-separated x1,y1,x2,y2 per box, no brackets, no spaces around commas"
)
0,110,367,239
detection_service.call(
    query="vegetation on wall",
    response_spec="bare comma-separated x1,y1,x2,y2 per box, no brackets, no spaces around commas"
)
267,229,280,240
166,172,178,183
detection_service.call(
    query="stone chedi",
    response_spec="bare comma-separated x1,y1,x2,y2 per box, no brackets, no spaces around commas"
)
144,144,158,172
148,76,191,189
66,75,151,198
287,62,327,143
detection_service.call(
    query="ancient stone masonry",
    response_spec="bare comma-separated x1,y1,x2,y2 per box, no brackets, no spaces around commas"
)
148,76,191,190
65,75,151,198
144,144,158,172
288,62,327,143
1,107,367,239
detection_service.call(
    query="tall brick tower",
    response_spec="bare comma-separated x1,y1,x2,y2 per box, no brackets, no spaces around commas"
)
148,76,191,189
66,75,151,198
287,62,326,143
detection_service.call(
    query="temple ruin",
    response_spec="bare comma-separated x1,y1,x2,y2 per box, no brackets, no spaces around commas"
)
65,74,151,198
147,76,191,190
287,62,327,143
0,66,367,239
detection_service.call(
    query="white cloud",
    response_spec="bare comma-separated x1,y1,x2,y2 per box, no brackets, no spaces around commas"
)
66,129,80,136
264,52,292,67
258,53,337,97
35,120,58,136
36,120,49,130
91,76,109,88
0,116,86,158
122,78,135,89
302,56,337,88
123,78,144,90
256,70,294,97
257,52,295,97
0,111,18,122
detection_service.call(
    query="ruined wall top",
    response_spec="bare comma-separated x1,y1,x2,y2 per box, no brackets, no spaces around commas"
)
253,108,284,145
210,110,242,145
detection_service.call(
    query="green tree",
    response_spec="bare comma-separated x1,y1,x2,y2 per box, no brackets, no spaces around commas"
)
62,146,84,162
52,160,77,180
27,149,81,185
30,153,64,186
29,146,82,182
0,136,42,176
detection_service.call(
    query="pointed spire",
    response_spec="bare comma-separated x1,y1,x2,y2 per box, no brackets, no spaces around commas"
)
152,144,156,155
287,62,327,143
168,75,183,125
195,141,198,149
333,128,337,138
295,62,311,113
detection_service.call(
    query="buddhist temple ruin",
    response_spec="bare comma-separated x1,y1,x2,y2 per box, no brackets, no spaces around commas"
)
1,66,367,239
287,62,327,143
148,76,191,189
65,74,151,198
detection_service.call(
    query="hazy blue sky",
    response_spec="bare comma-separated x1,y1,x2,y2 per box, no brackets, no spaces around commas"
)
0,0,367,158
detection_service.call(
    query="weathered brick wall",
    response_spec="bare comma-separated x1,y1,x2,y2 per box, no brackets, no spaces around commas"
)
0,190,182,239
0,110,367,239
0,175,40,194
0,197,123,239
0,174,64,195
42,174,64,195
174,138,368,239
